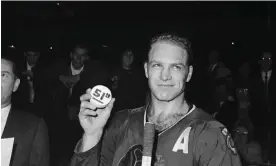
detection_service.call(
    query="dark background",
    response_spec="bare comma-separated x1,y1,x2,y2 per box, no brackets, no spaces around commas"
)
2,2,275,71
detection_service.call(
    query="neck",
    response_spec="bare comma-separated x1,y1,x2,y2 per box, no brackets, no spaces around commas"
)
71,63,84,70
148,94,190,131
149,93,189,119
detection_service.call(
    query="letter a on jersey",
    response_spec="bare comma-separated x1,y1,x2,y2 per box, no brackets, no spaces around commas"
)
172,127,191,154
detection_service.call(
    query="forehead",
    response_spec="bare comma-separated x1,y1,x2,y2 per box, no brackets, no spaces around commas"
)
149,42,188,63
26,51,39,56
74,47,88,55
1,59,13,73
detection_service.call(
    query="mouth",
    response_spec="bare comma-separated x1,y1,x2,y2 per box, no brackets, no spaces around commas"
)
158,84,174,88
74,61,82,65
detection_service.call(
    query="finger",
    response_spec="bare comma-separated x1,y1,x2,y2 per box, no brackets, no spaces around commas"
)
80,93,92,101
79,109,97,117
86,88,92,94
80,101,97,110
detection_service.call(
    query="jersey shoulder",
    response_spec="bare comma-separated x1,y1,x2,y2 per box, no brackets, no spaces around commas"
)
107,106,145,128
190,108,238,155
187,107,229,144
188,107,225,128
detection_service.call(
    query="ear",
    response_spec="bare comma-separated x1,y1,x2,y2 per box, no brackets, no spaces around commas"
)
186,65,193,82
13,78,20,92
144,62,149,78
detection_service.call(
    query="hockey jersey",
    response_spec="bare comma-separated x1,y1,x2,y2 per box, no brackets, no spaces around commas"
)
70,105,241,166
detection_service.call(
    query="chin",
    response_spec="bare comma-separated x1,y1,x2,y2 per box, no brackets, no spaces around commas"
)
73,65,83,69
151,89,185,102
154,93,176,102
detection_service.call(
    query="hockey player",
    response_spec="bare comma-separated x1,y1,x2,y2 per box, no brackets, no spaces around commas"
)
70,33,242,166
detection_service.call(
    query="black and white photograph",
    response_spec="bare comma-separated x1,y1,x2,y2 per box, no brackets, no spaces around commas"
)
1,1,276,166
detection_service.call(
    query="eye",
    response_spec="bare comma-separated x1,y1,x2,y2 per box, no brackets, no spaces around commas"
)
2,73,9,78
152,64,161,68
172,65,182,70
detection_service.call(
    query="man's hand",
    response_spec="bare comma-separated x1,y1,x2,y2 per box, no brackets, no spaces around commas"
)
79,88,115,136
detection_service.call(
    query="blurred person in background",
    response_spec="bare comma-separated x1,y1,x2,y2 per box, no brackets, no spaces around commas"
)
204,49,227,114
13,45,50,118
236,61,252,89
110,49,147,112
248,51,275,163
48,43,109,166
232,125,263,166
1,56,50,166
212,67,235,123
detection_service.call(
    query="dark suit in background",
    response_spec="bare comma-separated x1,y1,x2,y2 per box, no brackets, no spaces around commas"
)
204,62,224,113
1,107,50,166
248,70,275,161
13,61,51,118
48,58,109,164
215,100,238,131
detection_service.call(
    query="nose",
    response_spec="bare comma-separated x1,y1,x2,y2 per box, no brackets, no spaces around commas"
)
160,68,172,81
76,55,82,61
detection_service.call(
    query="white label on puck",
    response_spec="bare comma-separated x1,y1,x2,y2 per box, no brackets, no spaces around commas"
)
90,85,112,108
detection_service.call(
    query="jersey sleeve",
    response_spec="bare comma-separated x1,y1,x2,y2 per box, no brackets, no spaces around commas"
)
70,110,129,166
194,121,242,166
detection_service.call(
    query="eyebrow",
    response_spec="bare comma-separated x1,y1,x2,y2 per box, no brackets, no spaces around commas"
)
170,63,185,67
149,60,185,66
2,70,13,75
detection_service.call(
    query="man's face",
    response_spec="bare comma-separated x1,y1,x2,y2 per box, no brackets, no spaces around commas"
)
25,51,40,66
144,42,193,102
1,59,20,107
260,52,272,71
70,47,88,69
122,51,134,68
236,88,249,102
